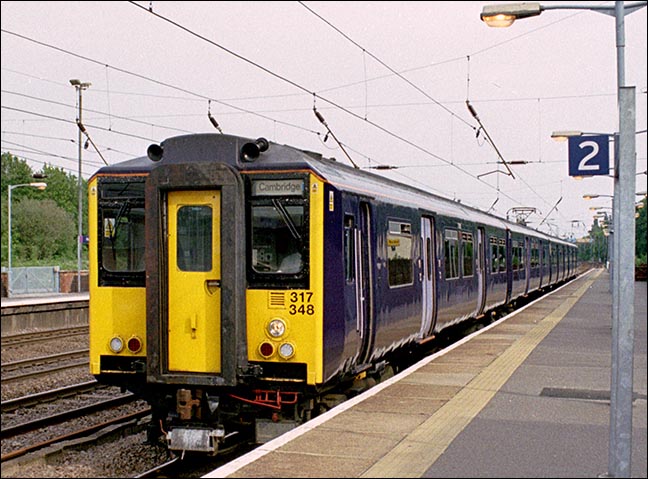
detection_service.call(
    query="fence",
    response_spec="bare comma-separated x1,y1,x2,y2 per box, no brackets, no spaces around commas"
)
4,266,61,296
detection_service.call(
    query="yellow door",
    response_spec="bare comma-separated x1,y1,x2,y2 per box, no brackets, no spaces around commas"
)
167,190,221,373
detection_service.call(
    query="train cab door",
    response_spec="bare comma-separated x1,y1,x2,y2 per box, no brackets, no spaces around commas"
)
419,216,437,338
167,190,221,373
355,201,375,365
476,227,487,316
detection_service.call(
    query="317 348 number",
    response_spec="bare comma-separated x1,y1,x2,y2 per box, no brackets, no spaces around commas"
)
289,292,314,315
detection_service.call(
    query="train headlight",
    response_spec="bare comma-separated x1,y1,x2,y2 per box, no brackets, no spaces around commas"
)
267,318,286,338
109,336,124,353
127,336,143,354
278,342,295,360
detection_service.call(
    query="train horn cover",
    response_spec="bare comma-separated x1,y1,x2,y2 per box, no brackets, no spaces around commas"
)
241,137,269,162
147,144,164,162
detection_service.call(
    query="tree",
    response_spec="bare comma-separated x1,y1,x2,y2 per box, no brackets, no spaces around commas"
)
1,153,38,267
11,198,75,262
580,217,609,264
40,164,79,218
1,152,35,198
1,151,88,268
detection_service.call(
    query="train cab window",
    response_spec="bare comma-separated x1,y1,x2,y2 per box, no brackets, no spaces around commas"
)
444,229,459,280
461,232,473,277
387,221,413,286
251,203,304,274
247,176,309,288
97,178,146,287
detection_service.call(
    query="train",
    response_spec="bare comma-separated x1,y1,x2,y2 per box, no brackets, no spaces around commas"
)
88,133,578,455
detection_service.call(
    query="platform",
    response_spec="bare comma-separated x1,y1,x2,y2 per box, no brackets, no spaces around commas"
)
206,270,647,478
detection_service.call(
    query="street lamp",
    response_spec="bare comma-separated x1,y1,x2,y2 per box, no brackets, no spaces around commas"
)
7,182,48,297
70,79,91,293
585,193,645,200
481,2,646,27
549,130,583,142
481,2,647,477
583,194,614,200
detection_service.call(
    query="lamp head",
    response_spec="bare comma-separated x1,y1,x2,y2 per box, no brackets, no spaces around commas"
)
481,3,542,27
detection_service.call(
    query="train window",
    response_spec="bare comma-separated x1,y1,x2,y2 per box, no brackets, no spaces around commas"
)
490,237,499,273
387,221,413,286
251,201,305,275
512,241,520,271
344,215,355,283
531,242,539,268
444,229,459,280
461,232,473,277
176,205,212,272
499,239,507,272
246,174,309,289
98,178,146,286
101,208,145,272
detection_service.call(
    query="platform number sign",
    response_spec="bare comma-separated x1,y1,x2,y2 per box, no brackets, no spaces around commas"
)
568,135,609,177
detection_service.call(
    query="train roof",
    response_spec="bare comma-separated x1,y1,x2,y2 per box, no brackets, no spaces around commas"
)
90,155,152,176
91,133,575,247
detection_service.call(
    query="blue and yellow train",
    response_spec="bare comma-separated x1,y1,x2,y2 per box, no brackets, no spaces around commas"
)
88,133,578,455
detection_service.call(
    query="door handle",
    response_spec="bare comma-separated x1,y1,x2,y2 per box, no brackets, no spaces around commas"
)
205,279,221,294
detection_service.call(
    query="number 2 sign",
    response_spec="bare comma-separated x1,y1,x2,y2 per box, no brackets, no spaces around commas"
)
568,135,610,177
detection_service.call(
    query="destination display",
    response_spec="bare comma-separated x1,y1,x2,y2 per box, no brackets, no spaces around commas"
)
252,179,304,196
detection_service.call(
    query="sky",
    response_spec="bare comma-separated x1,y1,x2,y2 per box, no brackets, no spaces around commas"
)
2,1,646,239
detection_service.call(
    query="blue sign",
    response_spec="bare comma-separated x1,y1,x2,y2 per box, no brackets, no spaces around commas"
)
568,135,609,176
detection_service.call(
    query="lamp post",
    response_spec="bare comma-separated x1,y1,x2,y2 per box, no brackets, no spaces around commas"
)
7,182,48,297
481,2,646,477
70,79,91,293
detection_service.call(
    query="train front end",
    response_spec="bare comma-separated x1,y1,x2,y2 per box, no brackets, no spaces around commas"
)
88,169,149,395
140,135,327,455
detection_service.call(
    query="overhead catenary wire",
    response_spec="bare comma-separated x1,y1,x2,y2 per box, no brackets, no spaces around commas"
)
298,1,476,131
2,9,569,228
465,100,515,179
2,88,195,136
313,105,358,169
1,129,140,158
75,119,108,165
125,2,543,212
1,5,615,234
0,29,321,138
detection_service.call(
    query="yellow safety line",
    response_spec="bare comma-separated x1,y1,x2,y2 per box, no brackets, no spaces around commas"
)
361,270,600,478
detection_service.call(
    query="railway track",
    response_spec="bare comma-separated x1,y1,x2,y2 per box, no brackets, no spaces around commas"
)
1,408,151,463
0,324,152,464
1,326,89,347
1,349,89,383
1,384,137,438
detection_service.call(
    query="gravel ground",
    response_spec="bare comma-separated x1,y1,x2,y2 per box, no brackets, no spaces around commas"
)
1,329,170,478
1,330,91,402
1,333,88,364
1,366,92,402
2,430,169,478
